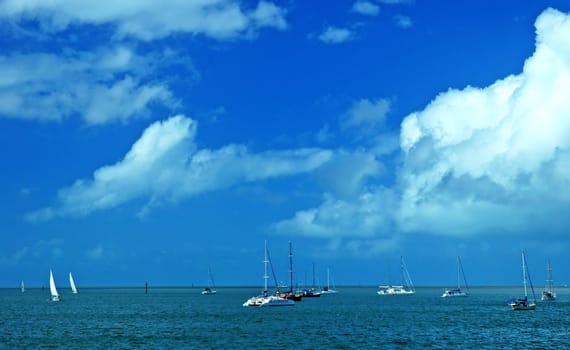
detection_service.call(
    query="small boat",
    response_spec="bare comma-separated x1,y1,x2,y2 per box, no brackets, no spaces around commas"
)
442,256,469,298
243,241,295,307
378,257,415,296
69,272,78,294
509,250,537,311
49,270,60,302
201,267,217,295
320,268,338,294
541,259,556,301
21,280,25,293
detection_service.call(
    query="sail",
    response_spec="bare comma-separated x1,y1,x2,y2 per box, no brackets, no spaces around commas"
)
21,280,25,293
49,270,60,301
69,272,78,294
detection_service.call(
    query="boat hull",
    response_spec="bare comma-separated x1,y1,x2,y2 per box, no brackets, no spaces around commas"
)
510,302,536,311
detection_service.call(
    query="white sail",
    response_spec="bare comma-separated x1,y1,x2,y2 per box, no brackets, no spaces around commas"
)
69,272,78,294
21,280,25,293
49,270,60,302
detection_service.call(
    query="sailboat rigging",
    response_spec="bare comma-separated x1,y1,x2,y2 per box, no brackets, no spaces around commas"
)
509,250,537,311
242,241,295,307
541,259,556,301
442,256,469,298
378,256,415,296
320,267,338,294
202,267,217,295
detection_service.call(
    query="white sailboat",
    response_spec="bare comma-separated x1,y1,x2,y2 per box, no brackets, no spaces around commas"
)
242,241,295,307
377,256,415,296
49,270,60,302
201,267,217,295
21,280,25,293
69,272,78,294
541,259,556,301
320,268,338,294
442,256,469,298
509,250,537,311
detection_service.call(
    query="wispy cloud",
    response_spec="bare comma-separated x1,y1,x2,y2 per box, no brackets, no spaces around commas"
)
0,47,185,124
341,98,391,130
394,15,413,28
86,244,104,260
0,0,288,41
27,115,333,221
351,1,380,16
317,26,354,44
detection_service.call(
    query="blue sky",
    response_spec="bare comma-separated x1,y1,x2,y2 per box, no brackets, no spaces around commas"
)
2,0,570,288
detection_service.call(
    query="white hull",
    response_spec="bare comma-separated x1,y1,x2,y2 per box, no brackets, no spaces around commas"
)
441,289,468,298
510,302,536,311
243,295,295,307
377,288,415,296
202,289,217,295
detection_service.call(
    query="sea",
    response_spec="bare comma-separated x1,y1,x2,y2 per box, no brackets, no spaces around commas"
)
1,286,570,349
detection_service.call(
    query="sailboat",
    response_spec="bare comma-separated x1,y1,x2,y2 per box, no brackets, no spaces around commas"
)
297,263,321,298
320,267,338,294
377,256,415,296
442,256,469,298
509,250,537,311
201,267,217,295
49,270,60,302
280,241,302,301
242,241,295,307
541,259,556,301
69,272,78,294
21,280,25,293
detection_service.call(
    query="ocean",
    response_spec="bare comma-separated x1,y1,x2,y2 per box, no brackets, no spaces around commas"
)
1,286,569,349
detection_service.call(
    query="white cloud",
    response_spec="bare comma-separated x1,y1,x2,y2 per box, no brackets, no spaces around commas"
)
0,0,287,41
273,188,397,238
0,47,179,124
342,98,391,129
275,7,570,242
27,115,333,221
318,26,354,44
399,7,570,236
352,1,380,16
394,15,413,28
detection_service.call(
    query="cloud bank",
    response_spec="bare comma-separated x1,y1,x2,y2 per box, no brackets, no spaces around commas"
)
0,47,181,124
0,0,287,41
275,8,570,241
27,115,333,221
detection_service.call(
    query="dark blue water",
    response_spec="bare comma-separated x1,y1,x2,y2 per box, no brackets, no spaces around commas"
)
2,287,570,349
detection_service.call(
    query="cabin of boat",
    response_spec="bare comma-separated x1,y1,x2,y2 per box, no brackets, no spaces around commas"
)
541,290,556,301
201,287,217,295
441,288,468,298
298,288,321,298
509,296,536,311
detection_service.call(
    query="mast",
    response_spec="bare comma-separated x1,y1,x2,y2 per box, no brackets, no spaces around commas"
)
522,250,528,297
288,241,293,293
457,256,461,289
263,240,269,292
546,259,553,292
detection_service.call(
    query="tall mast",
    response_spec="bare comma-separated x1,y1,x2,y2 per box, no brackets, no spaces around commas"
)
288,241,293,293
264,240,269,292
522,250,527,297
457,256,461,289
